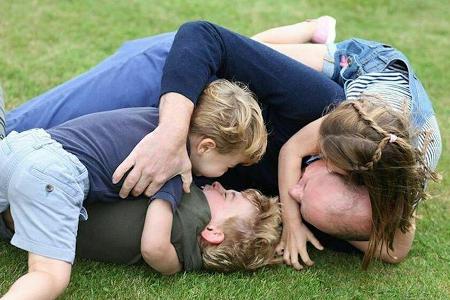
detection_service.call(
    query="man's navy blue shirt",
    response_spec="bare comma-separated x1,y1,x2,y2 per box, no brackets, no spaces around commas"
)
160,21,345,195
48,107,183,210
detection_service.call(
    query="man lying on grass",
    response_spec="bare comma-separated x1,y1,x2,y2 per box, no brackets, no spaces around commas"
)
0,80,281,299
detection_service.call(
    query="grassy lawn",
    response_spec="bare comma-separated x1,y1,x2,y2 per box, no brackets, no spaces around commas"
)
0,0,448,298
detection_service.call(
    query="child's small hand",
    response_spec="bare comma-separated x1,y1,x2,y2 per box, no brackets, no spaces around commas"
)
277,220,323,270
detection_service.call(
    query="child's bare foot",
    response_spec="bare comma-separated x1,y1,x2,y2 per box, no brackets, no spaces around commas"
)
311,16,336,44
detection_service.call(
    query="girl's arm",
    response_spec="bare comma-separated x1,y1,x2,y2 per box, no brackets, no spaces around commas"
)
349,219,416,264
141,200,182,275
277,117,325,269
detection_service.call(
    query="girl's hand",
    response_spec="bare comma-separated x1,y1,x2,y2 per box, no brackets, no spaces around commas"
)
276,217,323,270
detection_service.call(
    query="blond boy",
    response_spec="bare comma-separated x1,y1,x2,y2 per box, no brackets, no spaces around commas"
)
0,80,277,299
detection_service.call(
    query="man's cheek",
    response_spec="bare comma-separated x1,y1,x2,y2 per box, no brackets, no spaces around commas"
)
300,199,328,231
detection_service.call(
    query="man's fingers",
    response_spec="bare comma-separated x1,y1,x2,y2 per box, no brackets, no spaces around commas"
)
119,168,142,198
113,155,136,184
144,181,165,198
131,175,153,197
181,171,192,193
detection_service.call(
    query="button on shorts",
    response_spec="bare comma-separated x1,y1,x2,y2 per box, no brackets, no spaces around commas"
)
0,129,89,263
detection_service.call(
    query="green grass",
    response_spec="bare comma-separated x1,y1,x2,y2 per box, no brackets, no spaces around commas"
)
0,0,449,298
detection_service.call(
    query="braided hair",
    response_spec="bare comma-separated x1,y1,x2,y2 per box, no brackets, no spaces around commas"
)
319,96,438,268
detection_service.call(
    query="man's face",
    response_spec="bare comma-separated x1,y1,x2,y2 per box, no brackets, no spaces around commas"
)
288,160,337,206
202,182,256,225
288,160,371,239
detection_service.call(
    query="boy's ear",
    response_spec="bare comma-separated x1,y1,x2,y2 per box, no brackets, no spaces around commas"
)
197,138,216,154
200,225,224,245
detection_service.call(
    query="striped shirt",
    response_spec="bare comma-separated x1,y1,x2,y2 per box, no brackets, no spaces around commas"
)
344,64,441,170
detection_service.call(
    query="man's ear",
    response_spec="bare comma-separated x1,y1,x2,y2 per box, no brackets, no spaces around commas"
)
197,138,216,154
200,225,224,245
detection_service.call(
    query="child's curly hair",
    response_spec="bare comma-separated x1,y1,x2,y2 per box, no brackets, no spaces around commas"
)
200,189,282,272
190,79,267,165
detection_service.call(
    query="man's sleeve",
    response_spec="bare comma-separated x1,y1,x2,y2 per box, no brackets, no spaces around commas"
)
160,21,344,123
150,175,183,212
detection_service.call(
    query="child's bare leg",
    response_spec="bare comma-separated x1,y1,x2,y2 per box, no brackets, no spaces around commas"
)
252,21,317,44
261,43,327,72
3,253,71,300
251,16,334,71
252,16,335,44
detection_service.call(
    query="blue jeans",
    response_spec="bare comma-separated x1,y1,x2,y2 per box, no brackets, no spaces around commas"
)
6,32,175,133
322,38,435,129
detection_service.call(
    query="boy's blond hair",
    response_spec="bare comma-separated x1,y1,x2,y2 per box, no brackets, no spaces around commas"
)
190,79,267,164
200,189,282,272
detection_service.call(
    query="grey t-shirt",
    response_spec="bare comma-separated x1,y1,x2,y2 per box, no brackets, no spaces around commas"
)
75,185,211,271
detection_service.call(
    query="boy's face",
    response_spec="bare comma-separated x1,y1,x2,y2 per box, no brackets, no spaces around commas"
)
191,149,247,178
202,182,256,225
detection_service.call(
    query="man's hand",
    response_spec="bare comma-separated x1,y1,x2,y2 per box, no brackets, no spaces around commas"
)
113,129,192,198
276,219,323,270
112,92,194,198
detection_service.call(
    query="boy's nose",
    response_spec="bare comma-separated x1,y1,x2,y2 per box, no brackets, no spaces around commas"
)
212,181,225,192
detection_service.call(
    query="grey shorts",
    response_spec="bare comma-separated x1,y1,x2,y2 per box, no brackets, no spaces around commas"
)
0,129,89,263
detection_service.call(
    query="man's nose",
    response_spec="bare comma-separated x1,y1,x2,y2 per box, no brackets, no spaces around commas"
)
288,184,303,203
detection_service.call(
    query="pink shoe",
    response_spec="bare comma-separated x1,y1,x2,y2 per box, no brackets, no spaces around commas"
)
311,16,336,44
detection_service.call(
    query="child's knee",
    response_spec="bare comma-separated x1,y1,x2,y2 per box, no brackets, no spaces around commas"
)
28,254,72,291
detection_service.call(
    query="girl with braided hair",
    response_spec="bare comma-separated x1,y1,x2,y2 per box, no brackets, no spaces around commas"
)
254,18,442,268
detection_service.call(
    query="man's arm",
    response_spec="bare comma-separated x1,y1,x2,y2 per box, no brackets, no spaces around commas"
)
160,21,343,132
115,21,343,198
141,199,182,275
113,92,194,198
349,220,416,264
